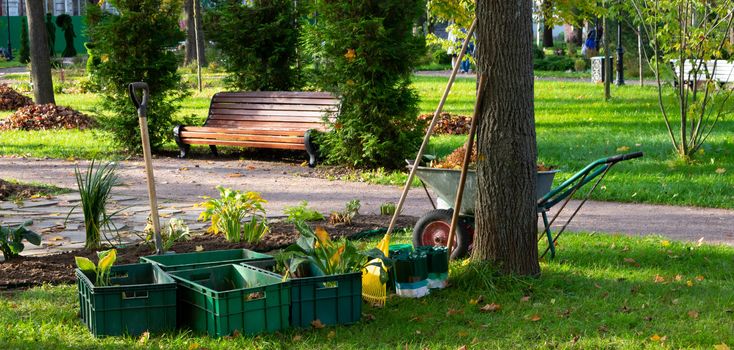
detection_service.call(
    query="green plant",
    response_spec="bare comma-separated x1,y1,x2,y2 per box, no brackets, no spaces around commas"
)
533,55,575,71
0,221,41,260
283,200,324,224
379,202,396,216
74,249,117,286
85,0,186,153
143,217,191,252
197,186,269,244
328,199,361,225
19,18,29,64
277,222,389,278
71,160,120,250
302,0,427,169
205,0,301,91
55,14,77,58
574,58,587,72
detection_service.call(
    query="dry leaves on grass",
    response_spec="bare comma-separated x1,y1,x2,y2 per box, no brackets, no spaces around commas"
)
0,103,95,130
0,84,33,110
418,112,472,135
311,319,325,329
479,303,501,313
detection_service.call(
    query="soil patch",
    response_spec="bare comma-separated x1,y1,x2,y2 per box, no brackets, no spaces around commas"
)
0,214,417,290
0,179,57,201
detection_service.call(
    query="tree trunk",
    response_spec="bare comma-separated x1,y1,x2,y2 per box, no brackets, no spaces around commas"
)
730,26,734,46
472,0,540,276
543,24,554,47
184,0,207,66
26,0,55,104
541,0,554,47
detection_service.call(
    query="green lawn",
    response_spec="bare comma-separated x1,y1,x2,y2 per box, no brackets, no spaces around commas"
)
0,74,732,208
2,232,734,349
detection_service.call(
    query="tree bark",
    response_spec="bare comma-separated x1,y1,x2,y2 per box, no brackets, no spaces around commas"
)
472,0,540,276
541,0,554,47
26,0,55,104
184,0,207,66
543,24,554,47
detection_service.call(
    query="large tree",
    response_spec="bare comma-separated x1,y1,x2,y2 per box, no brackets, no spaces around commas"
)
184,0,207,66
472,0,540,276
26,0,55,104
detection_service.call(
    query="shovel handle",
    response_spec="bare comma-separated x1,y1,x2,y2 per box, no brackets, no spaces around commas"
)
128,82,149,112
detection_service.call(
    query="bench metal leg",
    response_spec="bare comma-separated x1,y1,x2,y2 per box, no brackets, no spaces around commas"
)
173,125,190,158
209,145,218,157
304,130,318,167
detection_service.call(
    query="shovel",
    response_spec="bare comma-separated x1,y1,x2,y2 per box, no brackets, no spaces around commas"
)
129,82,164,255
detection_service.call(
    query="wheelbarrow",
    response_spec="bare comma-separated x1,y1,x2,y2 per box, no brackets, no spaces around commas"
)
411,152,643,259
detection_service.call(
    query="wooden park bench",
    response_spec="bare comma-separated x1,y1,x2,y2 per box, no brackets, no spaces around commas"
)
173,91,339,167
670,59,734,87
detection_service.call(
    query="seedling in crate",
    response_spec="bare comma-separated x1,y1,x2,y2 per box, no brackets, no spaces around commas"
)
75,249,117,286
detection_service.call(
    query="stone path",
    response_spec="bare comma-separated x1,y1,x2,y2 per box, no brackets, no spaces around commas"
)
0,156,732,258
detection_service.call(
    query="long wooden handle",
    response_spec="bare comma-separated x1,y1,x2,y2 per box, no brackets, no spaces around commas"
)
446,73,487,258
386,18,477,237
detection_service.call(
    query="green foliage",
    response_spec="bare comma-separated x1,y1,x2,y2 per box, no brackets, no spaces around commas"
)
85,0,186,153
143,217,191,252
55,14,77,57
18,18,29,64
277,223,389,277
534,55,575,71
379,202,396,216
75,249,117,286
197,186,269,244
328,199,361,225
574,58,588,72
205,0,301,91
303,0,427,169
283,200,324,224
533,44,545,60
71,161,120,250
0,221,41,260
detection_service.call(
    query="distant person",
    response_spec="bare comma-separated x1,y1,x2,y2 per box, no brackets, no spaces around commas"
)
582,28,599,57
460,41,474,73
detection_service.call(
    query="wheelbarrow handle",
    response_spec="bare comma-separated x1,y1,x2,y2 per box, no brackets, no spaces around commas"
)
604,151,643,164
128,82,149,113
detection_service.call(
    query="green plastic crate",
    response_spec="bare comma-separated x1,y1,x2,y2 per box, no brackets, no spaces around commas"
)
288,264,362,328
139,249,275,272
76,263,177,337
169,264,290,337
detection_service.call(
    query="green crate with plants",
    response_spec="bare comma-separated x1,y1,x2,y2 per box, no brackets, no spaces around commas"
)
140,248,275,272
277,221,390,327
169,264,290,337
75,250,177,337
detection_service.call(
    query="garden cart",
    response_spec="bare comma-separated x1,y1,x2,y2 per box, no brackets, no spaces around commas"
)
411,151,643,259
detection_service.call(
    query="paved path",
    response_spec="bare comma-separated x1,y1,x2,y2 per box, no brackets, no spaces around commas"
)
0,156,732,257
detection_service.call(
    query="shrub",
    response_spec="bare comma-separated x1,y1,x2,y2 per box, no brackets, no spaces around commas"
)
303,0,427,169
55,14,77,57
533,44,545,60
19,18,29,64
205,0,301,91
284,201,324,224
574,58,588,72
534,55,575,71
72,161,120,250
198,186,269,244
86,1,186,153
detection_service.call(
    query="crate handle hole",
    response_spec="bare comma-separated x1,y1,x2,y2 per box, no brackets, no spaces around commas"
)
111,272,129,279
122,291,149,299
318,281,339,289
244,291,266,302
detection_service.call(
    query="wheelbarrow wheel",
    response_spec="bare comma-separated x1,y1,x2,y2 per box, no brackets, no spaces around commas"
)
413,209,471,259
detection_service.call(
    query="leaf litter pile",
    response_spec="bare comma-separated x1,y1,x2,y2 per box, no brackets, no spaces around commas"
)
0,103,95,131
0,179,53,201
432,143,554,171
418,112,472,135
0,84,33,110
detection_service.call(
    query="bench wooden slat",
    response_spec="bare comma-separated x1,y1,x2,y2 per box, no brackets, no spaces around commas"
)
212,97,339,105
215,91,336,98
180,131,304,144
183,126,307,135
209,114,326,123
210,103,339,112
205,120,328,130
209,108,330,118
184,138,306,150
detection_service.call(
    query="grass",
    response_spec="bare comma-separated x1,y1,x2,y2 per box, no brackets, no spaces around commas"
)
0,73,732,208
2,232,734,349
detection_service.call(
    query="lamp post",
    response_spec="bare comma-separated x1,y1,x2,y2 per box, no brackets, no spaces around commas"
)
615,2,624,86
5,0,12,61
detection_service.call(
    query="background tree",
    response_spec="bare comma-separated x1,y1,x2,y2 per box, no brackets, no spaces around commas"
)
45,13,55,56
25,0,55,104
87,0,186,152
205,0,300,91
472,0,540,275
184,0,206,66
55,14,77,57
303,0,427,169
19,18,30,64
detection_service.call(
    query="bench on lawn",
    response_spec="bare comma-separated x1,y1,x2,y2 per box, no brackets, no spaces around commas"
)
173,91,339,167
670,59,734,86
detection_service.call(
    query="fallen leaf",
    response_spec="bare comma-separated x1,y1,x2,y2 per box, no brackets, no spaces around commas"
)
650,334,662,342
447,308,464,316
623,257,640,267
138,331,150,344
697,237,705,246
50,236,65,241
415,330,422,335
715,168,726,174
457,346,468,350
311,319,325,329
479,303,501,312
688,310,699,319
179,167,189,171
714,343,730,350
617,146,630,152
188,343,200,350
695,275,705,281
362,313,376,322
246,165,256,170
661,240,671,247
593,283,602,289
520,296,531,302
195,245,204,252
458,331,469,337
469,295,485,305
226,173,243,178
327,330,336,339
529,314,541,322
292,335,302,342
687,280,694,287
675,274,683,281
653,275,666,283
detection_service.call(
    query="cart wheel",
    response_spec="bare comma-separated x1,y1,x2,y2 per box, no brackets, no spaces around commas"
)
413,209,470,259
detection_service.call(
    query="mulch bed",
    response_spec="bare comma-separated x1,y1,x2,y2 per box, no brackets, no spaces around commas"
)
0,179,54,201
0,215,417,290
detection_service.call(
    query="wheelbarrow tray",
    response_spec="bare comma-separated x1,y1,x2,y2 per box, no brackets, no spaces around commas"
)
413,166,558,216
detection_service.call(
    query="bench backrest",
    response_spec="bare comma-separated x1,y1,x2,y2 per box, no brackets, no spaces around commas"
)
670,59,734,83
204,91,340,131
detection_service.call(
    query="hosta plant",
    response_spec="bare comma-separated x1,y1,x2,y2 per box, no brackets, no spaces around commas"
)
142,217,191,252
277,222,390,279
284,201,324,224
0,221,41,260
328,199,361,225
75,249,117,287
198,186,269,244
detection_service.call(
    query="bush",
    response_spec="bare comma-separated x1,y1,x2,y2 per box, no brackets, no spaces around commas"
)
205,0,301,91
533,44,545,60
19,18,29,64
574,58,587,72
86,0,186,153
303,0,427,169
534,55,575,71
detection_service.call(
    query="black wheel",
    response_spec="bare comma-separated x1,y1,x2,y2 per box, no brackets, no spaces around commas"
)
413,209,471,259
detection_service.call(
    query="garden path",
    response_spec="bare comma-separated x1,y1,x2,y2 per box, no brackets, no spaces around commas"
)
0,156,731,257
